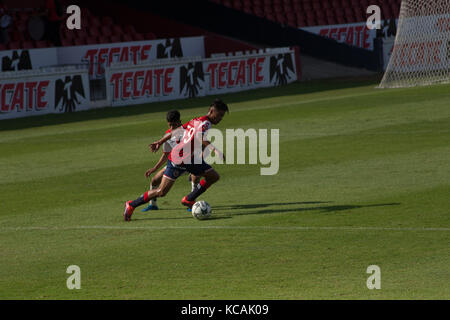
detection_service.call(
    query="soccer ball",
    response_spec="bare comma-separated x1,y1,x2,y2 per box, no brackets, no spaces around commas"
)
191,201,212,220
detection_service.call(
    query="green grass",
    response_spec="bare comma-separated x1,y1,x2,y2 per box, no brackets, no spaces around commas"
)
0,77,449,299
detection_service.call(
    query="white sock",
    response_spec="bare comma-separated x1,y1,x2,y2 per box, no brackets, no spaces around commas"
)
150,184,157,205
191,181,196,192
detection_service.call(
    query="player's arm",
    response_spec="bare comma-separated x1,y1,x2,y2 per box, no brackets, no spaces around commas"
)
145,152,169,178
199,121,225,160
202,139,225,161
149,133,172,152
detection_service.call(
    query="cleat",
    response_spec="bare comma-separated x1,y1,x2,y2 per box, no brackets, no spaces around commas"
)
187,208,192,212
141,204,159,212
181,196,195,209
123,201,135,221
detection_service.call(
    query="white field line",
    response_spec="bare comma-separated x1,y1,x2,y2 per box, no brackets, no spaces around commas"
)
0,225,449,232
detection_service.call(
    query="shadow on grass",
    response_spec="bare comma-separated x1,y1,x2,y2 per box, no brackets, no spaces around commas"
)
225,202,401,217
214,201,331,210
132,213,232,222
130,201,399,221
1,76,381,132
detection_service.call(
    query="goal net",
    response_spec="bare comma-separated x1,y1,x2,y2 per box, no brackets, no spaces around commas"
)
379,0,450,88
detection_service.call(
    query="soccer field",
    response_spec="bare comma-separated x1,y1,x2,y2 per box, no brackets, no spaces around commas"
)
0,77,449,299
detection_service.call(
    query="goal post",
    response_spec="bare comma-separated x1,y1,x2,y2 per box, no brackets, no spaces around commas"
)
379,0,450,88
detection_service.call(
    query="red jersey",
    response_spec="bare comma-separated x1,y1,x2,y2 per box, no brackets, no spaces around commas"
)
168,115,211,165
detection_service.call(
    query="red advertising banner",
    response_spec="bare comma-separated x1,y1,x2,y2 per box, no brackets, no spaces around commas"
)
385,14,450,72
0,68,91,120
57,37,205,79
0,36,205,79
301,19,398,51
106,48,300,107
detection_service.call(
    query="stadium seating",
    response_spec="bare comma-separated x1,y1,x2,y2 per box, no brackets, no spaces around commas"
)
121,34,134,42
34,40,50,48
4,0,331,56
85,37,98,45
73,38,86,46
0,0,405,51
3,5,153,51
208,0,402,28
133,33,145,41
8,41,21,50
144,32,157,40
61,38,74,46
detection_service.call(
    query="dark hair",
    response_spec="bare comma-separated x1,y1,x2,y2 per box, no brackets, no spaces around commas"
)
166,110,181,123
210,98,229,113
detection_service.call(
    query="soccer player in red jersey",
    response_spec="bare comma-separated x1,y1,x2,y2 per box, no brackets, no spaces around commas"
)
123,99,228,221
141,110,201,211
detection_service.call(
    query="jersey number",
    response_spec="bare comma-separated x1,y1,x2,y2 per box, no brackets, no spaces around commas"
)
183,127,195,143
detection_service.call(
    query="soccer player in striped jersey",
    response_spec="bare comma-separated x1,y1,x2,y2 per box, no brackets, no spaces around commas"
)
123,99,228,221
141,110,200,212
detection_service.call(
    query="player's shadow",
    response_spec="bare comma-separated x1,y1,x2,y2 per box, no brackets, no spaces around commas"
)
133,212,194,221
133,215,232,221
130,201,399,221
213,201,400,217
214,201,331,210
133,208,233,221
135,201,331,221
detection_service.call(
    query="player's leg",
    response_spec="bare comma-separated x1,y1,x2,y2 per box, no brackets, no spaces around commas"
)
190,174,201,192
181,162,219,208
190,168,220,199
124,161,184,221
184,174,201,212
124,176,176,221
142,168,165,212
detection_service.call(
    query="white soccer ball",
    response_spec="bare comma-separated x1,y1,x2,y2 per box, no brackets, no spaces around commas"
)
191,201,212,220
